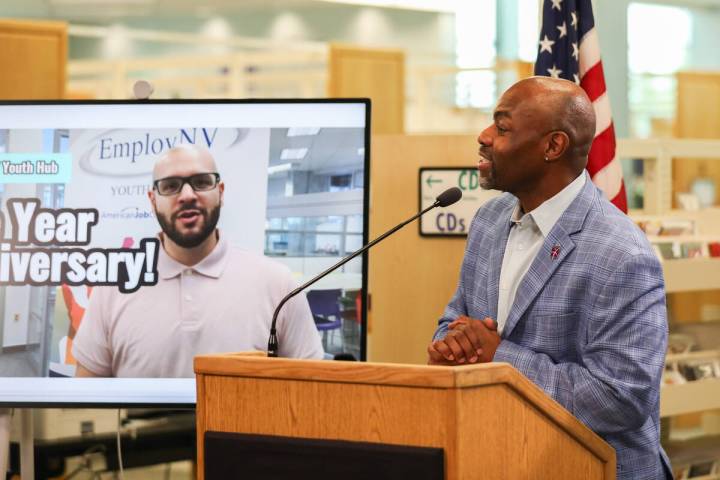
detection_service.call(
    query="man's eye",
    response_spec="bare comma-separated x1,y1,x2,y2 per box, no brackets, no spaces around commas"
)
496,125,507,134
162,179,181,191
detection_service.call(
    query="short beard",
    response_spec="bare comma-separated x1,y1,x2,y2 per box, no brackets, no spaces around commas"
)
479,164,497,191
156,204,220,248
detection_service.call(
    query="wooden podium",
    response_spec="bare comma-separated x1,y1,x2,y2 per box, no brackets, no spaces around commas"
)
194,353,616,479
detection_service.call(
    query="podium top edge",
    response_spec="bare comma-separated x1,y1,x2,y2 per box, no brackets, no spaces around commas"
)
193,353,516,389
193,352,617,464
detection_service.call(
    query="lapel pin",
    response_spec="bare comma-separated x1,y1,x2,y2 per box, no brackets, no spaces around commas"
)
550,245,561,260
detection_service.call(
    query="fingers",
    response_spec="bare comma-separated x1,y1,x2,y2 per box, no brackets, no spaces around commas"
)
449,317,496,359
428,340,482,365
450,316,497,332
429,315,499,366
427,341,455,365
448,315,472,330
427,342,443,364
445,329,479,364
482,317,498,331
455,322,483,358
432,339,455,362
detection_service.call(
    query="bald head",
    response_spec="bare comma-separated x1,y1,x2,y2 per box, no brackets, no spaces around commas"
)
506,76,596,172
153,144,219,181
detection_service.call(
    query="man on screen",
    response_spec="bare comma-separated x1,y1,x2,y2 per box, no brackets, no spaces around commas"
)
73,145,323,377
427,77,671,479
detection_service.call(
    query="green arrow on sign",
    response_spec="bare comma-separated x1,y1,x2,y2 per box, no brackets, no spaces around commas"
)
426,175,442,188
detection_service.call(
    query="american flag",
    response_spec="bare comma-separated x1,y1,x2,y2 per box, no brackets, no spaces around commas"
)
534,0,627,213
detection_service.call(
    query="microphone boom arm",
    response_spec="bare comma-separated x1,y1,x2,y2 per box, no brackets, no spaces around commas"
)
267,200,442,357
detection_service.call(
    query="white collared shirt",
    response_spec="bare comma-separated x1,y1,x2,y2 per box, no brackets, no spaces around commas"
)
496,171,587,334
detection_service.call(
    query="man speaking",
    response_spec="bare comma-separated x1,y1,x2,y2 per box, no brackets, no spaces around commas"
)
428,77,671,479
74,145,323,377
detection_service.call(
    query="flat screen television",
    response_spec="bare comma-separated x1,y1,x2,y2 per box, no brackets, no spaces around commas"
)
0,99,370,407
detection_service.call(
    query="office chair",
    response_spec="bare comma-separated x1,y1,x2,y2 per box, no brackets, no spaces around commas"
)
306,289,343,352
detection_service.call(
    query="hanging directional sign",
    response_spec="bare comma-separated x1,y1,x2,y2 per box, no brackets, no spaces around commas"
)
419,167,501,236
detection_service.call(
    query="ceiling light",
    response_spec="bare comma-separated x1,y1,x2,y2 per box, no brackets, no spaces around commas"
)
315,0,459,12
268,163,294,175
287,127,320,137
280,148,308,160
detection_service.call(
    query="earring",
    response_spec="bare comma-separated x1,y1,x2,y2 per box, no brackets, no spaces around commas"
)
544,156,550,162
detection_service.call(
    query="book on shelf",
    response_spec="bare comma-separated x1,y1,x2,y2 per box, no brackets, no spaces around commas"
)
681,242,705,259
673,458,720,479
651,240,720,260
654,241,677,260
663,334,720,386
636,218,696,237
677,360,720,382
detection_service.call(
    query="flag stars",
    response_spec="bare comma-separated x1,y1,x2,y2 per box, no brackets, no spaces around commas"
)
556,22,567,38
571,11,578,29
573,74,580,84
539,35,555,54
551,0,563,11
572,42,579,60
547,65,563,78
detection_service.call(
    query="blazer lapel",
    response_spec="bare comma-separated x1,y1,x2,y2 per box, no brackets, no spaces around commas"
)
500,178,597,338
502,227,575,337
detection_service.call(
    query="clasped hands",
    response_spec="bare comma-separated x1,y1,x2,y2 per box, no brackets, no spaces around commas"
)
427,315,501,365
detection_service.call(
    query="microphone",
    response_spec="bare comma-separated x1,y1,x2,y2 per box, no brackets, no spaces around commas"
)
267,186,463,357
435,186,462,207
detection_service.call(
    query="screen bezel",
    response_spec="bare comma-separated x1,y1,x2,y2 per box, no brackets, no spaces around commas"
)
0,97,371,407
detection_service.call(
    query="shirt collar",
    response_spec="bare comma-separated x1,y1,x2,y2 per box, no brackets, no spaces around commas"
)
157,230,229,280
509,171,587,238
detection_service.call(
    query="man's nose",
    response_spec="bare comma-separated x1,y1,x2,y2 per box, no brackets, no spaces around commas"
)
478,125,493,147
177,182,197,202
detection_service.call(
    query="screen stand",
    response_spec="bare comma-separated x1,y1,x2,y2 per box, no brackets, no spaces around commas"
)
20,409,34,480
0,408,10,478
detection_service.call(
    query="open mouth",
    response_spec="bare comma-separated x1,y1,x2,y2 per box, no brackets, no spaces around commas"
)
477,155,493,173
176,209,201,225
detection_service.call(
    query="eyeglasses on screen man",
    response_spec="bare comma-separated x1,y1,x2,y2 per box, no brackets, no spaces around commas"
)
153,173,221,196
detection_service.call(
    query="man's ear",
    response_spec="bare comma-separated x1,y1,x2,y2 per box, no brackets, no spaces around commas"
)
219,181,225,207
544,131,570,162
148,188,156,208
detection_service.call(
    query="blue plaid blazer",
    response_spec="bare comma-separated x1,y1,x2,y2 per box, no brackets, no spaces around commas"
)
435,179,671,479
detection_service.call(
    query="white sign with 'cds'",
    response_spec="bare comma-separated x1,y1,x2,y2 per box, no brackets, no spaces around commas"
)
419,167,500,236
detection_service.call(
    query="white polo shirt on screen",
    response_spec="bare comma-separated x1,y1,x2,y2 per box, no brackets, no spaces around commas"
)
72,233,324,377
